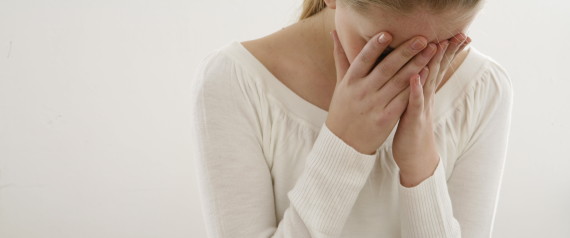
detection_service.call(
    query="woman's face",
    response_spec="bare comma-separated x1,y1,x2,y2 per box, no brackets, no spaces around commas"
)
333,1,479,64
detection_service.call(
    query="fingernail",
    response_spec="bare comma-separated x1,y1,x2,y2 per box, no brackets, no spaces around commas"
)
411,38,427,50
378,33,389,44
456,33,467,43
442,40,450,50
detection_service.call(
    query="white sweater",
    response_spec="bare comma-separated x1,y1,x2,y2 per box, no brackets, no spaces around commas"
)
190,41,513,238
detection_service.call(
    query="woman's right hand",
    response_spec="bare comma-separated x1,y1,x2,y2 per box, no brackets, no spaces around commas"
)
325,30,437,155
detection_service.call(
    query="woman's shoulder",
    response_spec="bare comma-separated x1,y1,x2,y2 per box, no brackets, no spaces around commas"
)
462,47,513,96
194,41,249,81
444,46,513,109
453,47,514,122
434,46,513,125
464,48,513,107
192,41,268,97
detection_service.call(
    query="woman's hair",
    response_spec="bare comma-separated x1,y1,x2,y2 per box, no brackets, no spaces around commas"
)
298,0,482,20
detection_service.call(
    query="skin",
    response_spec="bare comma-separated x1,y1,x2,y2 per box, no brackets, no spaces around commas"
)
241,0,478,187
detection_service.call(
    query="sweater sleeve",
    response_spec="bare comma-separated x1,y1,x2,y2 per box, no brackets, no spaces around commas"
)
190,52,377,238
396,60,514,238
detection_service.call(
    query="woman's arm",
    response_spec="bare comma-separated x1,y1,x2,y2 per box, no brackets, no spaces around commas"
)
396,60,514,238
446,63,514,237
191,52,377,238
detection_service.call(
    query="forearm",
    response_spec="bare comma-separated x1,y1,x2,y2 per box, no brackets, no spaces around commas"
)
398,158,462,238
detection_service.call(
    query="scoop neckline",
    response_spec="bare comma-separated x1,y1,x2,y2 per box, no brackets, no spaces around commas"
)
228,40,480,128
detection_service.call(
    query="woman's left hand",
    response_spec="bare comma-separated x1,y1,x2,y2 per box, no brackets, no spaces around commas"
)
392,33,471,187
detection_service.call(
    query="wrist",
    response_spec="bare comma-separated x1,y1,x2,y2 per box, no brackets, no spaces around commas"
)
398,155,439,187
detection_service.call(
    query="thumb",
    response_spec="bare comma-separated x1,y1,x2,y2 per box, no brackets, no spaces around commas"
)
331,30,349,84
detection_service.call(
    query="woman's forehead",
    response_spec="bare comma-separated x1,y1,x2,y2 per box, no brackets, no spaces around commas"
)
361,21,470,47
355,6,476,45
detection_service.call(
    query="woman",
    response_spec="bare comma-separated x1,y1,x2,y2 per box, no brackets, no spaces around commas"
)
191,0,513,237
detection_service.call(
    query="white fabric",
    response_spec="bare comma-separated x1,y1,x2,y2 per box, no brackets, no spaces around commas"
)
190,41,513,238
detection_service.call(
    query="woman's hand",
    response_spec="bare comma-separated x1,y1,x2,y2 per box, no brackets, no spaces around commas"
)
392,34,471,187
326,30,437,155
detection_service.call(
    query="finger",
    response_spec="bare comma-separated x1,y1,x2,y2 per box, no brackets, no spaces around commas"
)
380,85,410,120
419,66,429,87
331,30,350,84
456,41,467,54
456,36,472,53
424,41,448,97
434,42,450,94
346,31,393,81
437,34,464,81
408,74,424,117
442,33,467,69
368,35,428,82
371,43,436,90
372,43,436,102
381,65,429,114
442,35,471,79
459,36,472,52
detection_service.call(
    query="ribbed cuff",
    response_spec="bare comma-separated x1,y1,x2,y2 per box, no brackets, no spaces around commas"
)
288,123,377,237
398,158,461,237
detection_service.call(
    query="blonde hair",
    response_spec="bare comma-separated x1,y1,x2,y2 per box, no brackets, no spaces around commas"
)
298,0,482,20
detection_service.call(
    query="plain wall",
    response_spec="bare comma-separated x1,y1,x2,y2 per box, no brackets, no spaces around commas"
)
1,0,569,237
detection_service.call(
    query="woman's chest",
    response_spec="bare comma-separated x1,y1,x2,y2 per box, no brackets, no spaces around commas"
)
263,112,465,228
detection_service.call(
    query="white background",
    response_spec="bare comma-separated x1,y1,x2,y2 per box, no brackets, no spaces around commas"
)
1,0,569,237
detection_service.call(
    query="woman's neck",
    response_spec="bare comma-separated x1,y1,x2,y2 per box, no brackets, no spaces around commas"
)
285,8,337,82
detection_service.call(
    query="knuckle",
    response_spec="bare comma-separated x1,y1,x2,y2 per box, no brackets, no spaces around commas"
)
359,43,381,64
413,56,428,68
389,73,410,90
359,52,374,65
395,78,408,91
377,63,396,79
395,74,413,90
401,47,419,60
384,106,396,119
427,78,437,89
412,91,423,103
374,113,390,126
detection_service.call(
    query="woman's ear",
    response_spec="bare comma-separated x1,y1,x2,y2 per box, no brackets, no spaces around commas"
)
324,0,337,9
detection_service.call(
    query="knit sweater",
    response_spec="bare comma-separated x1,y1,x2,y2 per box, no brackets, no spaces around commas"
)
190,41,513,238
